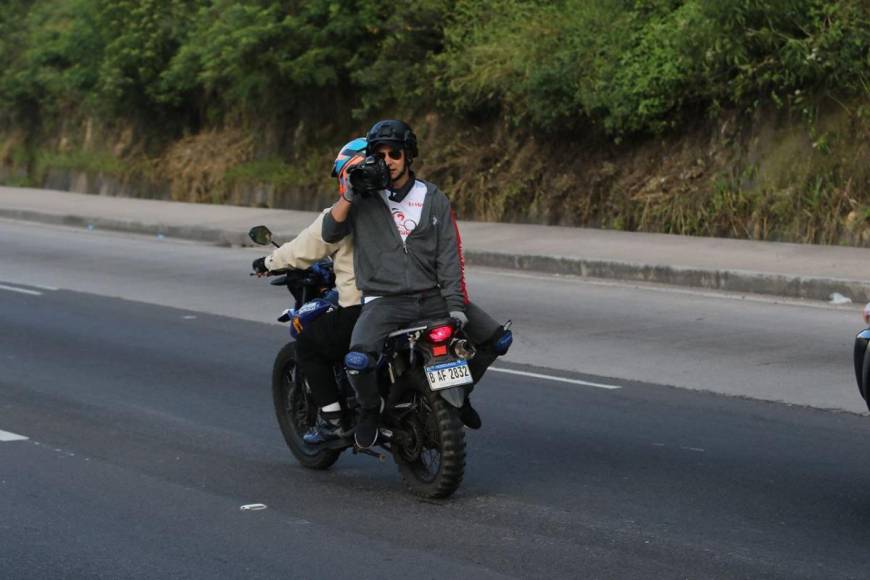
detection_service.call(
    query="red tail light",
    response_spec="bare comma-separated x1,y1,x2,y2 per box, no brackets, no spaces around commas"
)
427,325,454,344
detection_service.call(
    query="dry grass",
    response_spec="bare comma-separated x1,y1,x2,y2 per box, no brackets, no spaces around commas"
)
0,130,29,166
416,101,870,246
2,102,866,246
160,129,254,203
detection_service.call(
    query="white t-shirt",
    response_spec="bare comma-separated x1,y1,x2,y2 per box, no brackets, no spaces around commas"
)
364,181,428,303
381,180,427,241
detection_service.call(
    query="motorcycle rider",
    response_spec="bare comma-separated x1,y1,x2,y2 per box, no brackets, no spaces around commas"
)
254,135,510,446
322,120,477,449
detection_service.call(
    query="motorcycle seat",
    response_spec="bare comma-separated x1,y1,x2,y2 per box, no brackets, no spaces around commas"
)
387,318,455,339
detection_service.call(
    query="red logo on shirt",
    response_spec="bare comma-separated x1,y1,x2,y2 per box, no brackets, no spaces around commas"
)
392,208,417,237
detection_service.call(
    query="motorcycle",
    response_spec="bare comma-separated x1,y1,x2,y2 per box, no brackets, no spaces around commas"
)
854,303,870,410
249,225,479,498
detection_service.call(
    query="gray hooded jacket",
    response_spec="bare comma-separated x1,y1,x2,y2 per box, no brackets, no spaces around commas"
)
322,179,468,313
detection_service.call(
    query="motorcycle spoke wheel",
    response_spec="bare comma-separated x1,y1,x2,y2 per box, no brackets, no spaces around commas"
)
418,448,442,482
272,342,341,470
286,375,315,435
395,389,466,499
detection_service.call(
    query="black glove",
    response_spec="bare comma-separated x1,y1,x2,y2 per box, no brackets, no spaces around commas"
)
252,256,269,275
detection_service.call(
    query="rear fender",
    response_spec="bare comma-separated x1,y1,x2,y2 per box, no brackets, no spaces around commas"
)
417,347,468,408
386,359,426,407
438,386,466,408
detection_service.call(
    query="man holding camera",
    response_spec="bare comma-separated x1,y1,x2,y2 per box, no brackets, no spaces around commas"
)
322,119,473,449
255,133,510,447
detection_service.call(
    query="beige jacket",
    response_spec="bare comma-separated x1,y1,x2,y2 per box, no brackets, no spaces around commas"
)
265,209,361,308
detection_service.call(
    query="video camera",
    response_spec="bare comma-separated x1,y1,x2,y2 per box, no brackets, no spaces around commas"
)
348,155,390,196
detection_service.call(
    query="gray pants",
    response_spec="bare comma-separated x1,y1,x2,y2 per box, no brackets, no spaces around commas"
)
464,301,502,387
348,292,503,409
351,292,449,356
464,301,501,346
348,291,448,409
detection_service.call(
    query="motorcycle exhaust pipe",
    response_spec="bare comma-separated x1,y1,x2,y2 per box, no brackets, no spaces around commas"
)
452,339,476,360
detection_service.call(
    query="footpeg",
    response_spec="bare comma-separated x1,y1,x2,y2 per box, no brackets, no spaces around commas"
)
354,447,386,462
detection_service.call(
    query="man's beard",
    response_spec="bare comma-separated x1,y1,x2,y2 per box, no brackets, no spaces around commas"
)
391,163,408,184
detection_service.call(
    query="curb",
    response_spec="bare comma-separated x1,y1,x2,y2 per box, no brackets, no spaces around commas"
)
463,251,870,303
0,208,252,247
4,207,869,304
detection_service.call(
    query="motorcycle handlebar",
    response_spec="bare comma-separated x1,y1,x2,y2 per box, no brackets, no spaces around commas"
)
249,267,293,277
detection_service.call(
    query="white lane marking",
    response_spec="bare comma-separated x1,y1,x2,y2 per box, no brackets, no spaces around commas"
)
0,429,29,442
26,283,59,291
489,367,622,389
0,284,42,296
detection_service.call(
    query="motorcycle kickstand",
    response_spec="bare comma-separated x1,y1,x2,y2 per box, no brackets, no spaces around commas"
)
353,446,386,462
353,429,393,462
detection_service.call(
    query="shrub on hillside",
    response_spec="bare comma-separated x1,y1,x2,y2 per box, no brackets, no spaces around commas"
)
1,0,866,139
436,0,869,135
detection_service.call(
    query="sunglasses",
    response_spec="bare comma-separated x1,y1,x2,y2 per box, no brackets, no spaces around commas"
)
375,148,403,161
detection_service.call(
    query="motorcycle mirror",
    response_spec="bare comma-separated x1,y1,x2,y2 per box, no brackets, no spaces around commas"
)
248,225,273,246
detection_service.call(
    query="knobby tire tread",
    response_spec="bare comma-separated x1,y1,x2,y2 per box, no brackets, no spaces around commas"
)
396,388,466,499
271,342,341,470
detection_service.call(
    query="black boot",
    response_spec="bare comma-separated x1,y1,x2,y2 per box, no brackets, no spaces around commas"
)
355,401,382,449
345,364,382,449
459,400,482,429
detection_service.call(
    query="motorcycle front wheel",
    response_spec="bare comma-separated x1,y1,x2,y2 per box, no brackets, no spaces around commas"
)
394,380,466,499
272,342,341,470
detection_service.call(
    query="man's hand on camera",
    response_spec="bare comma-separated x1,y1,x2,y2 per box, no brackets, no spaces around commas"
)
341,186,357,204
252,256,269,276
450,311,468,329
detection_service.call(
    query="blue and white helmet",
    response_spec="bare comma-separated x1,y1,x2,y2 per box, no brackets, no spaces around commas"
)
331,137,367,177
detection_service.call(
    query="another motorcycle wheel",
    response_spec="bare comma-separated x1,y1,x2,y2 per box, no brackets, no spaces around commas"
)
394,384,466,499
271,342,341,470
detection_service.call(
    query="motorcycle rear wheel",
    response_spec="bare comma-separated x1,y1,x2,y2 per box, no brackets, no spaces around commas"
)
272,342,341,470
395,385,466,499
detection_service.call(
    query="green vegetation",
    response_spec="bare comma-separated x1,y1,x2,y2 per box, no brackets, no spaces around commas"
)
2,0,865,136
0,0,867,242
35,149,125,175
438,0,868,134
223,156,331,193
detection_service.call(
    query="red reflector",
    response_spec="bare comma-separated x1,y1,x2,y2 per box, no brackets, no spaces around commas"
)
427,325,454,343
432,345,448,356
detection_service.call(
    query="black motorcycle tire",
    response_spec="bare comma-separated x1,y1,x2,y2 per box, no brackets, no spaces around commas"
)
271,342,341,470
395,380,466,499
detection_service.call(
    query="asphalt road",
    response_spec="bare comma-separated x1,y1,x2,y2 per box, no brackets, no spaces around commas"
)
3,220,870,578
0,219,863,412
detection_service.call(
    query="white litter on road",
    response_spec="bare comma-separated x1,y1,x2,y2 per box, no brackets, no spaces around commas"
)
0,284,42,296
829,292,852,305
489,367,622,390
240,503,267,511
0,429,29,442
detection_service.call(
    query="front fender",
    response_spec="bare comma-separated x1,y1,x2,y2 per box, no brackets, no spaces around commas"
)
854,329,870,409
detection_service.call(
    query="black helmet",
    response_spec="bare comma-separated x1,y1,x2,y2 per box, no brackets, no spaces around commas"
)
366,119,418,159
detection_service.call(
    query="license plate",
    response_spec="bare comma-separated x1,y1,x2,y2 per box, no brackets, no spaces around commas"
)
424,360,473,390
